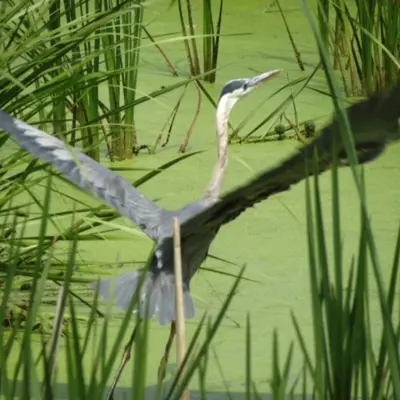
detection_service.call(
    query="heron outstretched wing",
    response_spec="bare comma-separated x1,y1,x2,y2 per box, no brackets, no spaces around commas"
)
0,110,163,239
181,84,400,236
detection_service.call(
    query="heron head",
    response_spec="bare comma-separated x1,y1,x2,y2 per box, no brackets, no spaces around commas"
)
219,69,281,106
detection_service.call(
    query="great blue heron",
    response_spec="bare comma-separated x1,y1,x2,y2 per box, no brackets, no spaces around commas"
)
0,72,399,396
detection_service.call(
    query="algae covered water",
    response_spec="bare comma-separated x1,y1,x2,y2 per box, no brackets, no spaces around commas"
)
4,0,400,398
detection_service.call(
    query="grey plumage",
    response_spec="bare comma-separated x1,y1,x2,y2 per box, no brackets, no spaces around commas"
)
0,73,399,327
0,70,283,326
0,113,164,239
91,270,195,325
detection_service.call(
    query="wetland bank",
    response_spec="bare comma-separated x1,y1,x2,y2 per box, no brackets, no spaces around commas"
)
1,0,400,398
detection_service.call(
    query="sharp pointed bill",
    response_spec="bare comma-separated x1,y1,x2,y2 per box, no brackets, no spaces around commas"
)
248,69,281,87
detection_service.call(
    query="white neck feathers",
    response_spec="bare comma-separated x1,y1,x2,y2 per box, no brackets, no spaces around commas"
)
203,96,237,203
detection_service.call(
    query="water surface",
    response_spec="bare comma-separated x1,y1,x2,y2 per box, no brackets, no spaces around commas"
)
4,0,400,398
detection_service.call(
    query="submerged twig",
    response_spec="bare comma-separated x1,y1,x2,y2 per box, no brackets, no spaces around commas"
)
179,82,202,153
283,114,306,143
153,84,189,152
142,26,178,76
276,0,305,71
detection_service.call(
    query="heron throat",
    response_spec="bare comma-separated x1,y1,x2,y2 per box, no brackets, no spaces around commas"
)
204,95,237,203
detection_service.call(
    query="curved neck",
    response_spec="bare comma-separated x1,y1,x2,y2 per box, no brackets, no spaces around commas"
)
203,96,236,203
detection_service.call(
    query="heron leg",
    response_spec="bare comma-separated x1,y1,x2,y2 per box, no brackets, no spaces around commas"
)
106,321,141,400
157,322,176,383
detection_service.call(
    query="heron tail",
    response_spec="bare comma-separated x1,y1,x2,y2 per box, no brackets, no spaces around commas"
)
89,270,195,326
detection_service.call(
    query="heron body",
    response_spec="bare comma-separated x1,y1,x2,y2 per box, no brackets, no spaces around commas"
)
0,73,399,327
90,77,252,325
0,70,283,326
97,199,218,326
1,72,400,393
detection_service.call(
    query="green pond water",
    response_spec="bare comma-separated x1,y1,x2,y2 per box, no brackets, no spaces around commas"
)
4,0,400,398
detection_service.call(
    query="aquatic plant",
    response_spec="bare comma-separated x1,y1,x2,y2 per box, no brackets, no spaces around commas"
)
274,0,305,72
274,123,286,140
0,0,200,162
0,133,202,360
304,120,316,138
173,0,224,82
322,0,400,96
202,0,224,83
282,4,400,397
1,1,400,399
0,192,246,398
244,0,400,143
2,84,400,398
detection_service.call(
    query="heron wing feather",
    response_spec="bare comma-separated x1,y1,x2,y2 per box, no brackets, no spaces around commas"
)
181,84,400,235
0,110,163,239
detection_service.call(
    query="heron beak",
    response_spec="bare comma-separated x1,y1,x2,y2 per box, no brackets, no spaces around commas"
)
250,69,281,87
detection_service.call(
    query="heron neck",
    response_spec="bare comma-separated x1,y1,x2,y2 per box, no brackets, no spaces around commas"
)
204,96,233,203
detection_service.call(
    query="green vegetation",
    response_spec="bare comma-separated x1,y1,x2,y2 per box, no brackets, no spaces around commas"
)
329,0,400,96
0,0,215,161
0,0,399,398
